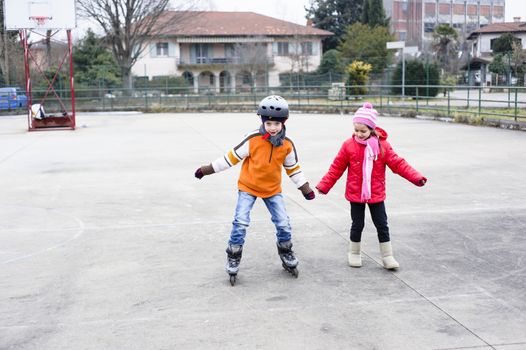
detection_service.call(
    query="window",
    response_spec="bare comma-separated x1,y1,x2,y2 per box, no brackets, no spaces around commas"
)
424,22,435,33
225,44,235,58
401,2,408,13
277,42,289,56
156,42,169,56
242,72,251,84
301,42,313,55
191,44,210,63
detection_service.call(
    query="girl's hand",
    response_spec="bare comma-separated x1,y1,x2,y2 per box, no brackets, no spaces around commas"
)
418,178,427,186
316,187,327,195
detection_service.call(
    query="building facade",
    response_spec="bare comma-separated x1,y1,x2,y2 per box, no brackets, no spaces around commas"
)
384,0,505,49
131,11,332,92
466,20,526,85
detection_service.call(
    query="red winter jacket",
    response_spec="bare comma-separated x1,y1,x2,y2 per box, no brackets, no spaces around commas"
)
316,127,426,203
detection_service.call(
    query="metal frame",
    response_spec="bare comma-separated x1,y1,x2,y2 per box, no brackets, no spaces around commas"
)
20,29,76,131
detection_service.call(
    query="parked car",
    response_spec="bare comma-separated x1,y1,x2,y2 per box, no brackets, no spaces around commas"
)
0,87,28,109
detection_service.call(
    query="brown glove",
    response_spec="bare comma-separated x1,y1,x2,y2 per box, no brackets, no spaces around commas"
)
194,164,215,179
298,182,315,200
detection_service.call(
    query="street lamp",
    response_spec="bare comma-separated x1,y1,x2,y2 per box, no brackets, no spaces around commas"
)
387,41,419,98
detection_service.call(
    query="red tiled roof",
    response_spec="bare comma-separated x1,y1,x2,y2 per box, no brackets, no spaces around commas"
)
154,11,333,37
468,21,526,38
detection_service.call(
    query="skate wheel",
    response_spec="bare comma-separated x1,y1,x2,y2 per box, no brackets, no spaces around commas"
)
229,274,237,286
291,268,299,278
282,263,299,278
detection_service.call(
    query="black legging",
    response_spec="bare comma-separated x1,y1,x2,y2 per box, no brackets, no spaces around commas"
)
350,201,390,243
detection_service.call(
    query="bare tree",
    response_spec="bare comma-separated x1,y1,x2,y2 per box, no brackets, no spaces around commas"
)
288,37,312,73
76,0,193,89
232,41,269,88
510,41,526,83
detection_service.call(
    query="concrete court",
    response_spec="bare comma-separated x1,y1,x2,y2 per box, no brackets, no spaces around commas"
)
0,111,525,350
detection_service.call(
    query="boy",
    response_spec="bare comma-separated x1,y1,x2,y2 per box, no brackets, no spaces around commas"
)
195,95,314,285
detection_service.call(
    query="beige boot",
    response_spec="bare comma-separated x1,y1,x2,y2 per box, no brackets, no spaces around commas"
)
348,241,362,267
379,241,399,269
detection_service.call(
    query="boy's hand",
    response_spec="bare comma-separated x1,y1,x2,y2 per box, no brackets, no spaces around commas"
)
304,191,315,200
194,164,214,179
299,182,315,200
194,167,204,179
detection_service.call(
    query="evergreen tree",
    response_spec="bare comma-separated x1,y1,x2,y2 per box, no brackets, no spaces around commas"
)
362,0,370,25
306,0,364,51
492,33,519,54
73,29,121,88
316,49,344,74
339,23,394,74
362,0,390,28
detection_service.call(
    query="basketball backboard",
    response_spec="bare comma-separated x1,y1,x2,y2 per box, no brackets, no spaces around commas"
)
3,0,76,30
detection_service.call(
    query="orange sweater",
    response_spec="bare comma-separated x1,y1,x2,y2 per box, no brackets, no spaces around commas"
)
211,130,306,198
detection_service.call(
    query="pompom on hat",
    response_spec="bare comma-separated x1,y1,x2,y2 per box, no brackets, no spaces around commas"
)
352,102,378,129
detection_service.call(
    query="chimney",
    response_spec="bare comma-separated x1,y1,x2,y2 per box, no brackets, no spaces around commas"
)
306,19,313,27
513,16,521,23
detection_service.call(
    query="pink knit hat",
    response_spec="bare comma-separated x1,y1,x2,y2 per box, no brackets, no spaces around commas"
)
352,102,378,129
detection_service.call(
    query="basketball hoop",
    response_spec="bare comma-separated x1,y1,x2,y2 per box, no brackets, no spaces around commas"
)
29,16,51,26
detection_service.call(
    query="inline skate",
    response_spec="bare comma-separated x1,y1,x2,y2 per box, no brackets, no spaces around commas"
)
225,244,243,286
277,240,299,278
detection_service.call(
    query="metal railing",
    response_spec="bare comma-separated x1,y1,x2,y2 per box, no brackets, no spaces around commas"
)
4,84,525,122
177,56,275,65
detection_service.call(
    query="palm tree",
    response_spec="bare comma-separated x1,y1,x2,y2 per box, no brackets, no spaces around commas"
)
432,24,459,73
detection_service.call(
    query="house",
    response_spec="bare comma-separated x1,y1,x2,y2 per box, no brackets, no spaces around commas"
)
131,11,333,92
466,19,526,86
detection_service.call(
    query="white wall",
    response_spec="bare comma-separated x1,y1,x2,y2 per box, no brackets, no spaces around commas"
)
132,38,324,85
132,40,179,78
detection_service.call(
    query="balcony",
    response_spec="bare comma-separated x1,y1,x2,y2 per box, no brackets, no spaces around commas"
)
177,56,275,68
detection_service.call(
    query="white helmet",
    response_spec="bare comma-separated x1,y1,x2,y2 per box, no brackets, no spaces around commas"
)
257,95,289,121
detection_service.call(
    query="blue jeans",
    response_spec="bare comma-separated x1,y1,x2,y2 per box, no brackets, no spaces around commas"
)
228,191,292,246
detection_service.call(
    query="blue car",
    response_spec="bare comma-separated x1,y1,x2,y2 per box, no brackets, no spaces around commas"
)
0,87,28,110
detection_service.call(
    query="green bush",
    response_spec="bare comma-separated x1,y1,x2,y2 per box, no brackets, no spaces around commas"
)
391,59,440,97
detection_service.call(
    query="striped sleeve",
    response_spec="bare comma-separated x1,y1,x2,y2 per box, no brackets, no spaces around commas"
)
210,131,254,173
283,138,307,188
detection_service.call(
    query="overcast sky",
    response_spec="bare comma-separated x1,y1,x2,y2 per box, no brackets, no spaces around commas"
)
194,0,526,24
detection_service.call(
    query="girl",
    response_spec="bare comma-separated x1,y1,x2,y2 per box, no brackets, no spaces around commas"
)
316,102,426,269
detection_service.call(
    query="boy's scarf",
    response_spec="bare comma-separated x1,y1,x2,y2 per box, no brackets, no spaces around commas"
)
354,135,380,201
259,124,286,146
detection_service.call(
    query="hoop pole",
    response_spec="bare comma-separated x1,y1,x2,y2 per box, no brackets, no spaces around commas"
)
20,30,32,130
28,47,69,113
67,30,76,129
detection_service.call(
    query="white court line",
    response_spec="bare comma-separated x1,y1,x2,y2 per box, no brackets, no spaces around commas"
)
2,214,86,265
